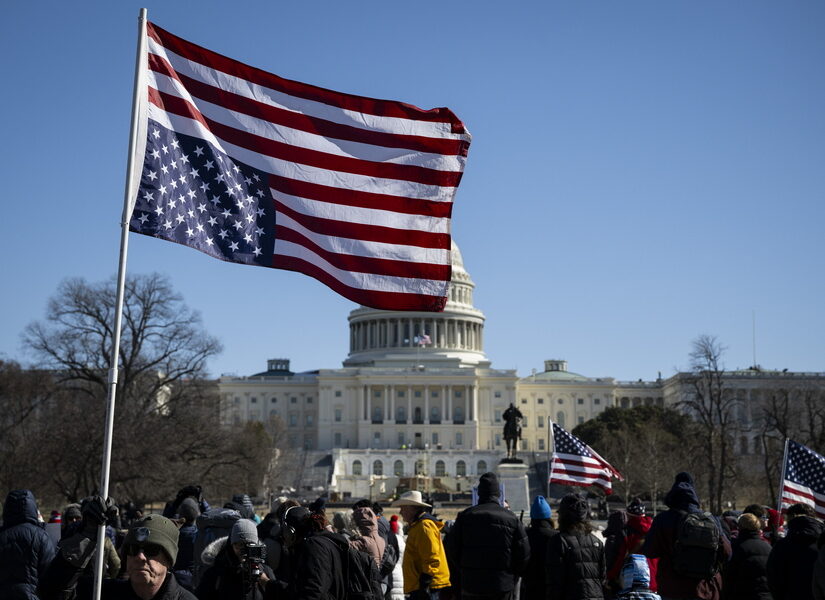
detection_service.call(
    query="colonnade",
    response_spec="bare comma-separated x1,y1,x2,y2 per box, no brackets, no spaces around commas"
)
349,318,483,352
359,383,479,426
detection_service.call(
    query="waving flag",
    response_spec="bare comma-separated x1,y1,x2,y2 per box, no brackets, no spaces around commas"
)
780,439,825,518
130,22,471,311
550,422,623,494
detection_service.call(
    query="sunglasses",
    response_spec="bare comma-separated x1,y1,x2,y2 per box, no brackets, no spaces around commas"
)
125,543,164,558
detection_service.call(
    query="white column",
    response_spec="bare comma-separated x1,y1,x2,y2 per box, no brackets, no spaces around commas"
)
441,386,447,424
384,385,390,422
447,385,453,422
407,385,413,424
362,385,367,420
390,385,395,423
408,319,413,346
424,385,430,424
466,385,472,420
433,319,439,347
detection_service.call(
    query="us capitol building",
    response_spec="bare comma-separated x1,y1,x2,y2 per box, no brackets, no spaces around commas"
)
218,242,824,500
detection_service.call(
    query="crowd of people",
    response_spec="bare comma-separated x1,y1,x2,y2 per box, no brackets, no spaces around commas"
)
2,471,825,600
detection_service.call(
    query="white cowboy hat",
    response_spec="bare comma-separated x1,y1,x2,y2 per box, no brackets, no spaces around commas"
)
391,490,431,508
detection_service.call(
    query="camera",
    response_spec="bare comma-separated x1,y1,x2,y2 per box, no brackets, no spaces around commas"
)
240,542,267,580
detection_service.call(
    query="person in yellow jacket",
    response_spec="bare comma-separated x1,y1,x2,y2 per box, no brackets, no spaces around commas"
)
392,491,451,600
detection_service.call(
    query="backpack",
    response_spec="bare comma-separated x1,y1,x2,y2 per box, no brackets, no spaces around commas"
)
671,511,720,580
319,534,383,600
191,507,241,587
378,540,398,578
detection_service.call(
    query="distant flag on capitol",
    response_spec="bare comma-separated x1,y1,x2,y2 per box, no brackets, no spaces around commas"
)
779,439,825,518
414,334,432,346
549,422,623,494
129,22,471,311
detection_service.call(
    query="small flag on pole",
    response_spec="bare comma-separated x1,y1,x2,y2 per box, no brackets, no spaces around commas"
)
780,439,825,518
414,334,432,346
550,422,623,494
130,22,471,312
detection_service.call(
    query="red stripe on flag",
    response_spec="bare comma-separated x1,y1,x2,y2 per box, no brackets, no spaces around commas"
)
272,254,448,311
148,88,463,187
269,176,453,219
148,54,468,157
147,22,468,133
275,200,450,250
275,227,451,280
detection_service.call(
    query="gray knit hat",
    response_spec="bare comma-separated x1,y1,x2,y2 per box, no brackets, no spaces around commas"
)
230,518,259,544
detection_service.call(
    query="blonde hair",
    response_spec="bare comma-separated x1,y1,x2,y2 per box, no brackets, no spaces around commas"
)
738,512,761,532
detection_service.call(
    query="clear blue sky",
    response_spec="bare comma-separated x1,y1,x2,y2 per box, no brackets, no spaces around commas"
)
2,1,824,380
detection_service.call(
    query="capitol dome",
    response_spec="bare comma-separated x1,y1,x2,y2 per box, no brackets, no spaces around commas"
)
344,240,488,368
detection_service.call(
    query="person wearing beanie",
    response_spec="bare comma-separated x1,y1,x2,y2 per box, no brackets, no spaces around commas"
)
172,498,201,591
614,554,661,600
521,496,557,600
546,493,605,600
607,499,657,595
40,500,195,600
197,518,278,600
641,472,731,600
722,513,771,600
444,472,530,600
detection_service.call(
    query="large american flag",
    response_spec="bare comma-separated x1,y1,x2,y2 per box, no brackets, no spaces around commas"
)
780,439,825,518
130,22,471,311
550,422,623,494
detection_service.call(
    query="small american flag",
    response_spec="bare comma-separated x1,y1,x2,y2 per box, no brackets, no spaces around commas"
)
780,440,825,518
550,422,623,494
130,22,471,311
415,334,432,346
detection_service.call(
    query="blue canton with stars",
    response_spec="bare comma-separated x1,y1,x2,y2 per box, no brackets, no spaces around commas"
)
552,422,595,458
786,440,825,495
131,121,275,267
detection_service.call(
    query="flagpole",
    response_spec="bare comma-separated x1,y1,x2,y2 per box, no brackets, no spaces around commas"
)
92,9,147,600
776,437,790,514
546,419,555,498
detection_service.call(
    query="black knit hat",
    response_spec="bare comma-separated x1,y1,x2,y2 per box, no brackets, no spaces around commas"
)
477,472,500,499
627,497,645,516
559,494,589,522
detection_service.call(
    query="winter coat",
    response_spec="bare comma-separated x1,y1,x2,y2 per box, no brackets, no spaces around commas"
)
445,500,530,595
766,515,824,600
545,528,606,600
403,513,451,594
641,482,731,600
173,523,198,590
607,514,658,593
290,531,348,600
722,529,772,600
0,489,56,600
196,536,278,600
522,519,558,600
351,507,386,566
812,539,825,600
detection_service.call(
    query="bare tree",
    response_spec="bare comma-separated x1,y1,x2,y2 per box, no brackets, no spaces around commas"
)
17,273,276,504
678,335,738,513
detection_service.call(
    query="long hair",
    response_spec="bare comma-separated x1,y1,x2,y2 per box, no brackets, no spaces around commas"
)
558,512,593,535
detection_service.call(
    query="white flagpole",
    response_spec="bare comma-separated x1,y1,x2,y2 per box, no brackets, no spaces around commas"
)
776,437,790,514
92,9,147,600
546,419,555,498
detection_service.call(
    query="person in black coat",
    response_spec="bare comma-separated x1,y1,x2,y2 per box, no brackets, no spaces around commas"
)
197,518,278,600
722,513,772,600
521,496,558,600
766,503,824,600
545,493,605,600
445,472,530,600
0,489,56,600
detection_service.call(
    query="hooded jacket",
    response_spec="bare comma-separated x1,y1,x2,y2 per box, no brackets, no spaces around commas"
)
350,507,386,567
641,478,730,600
766,515,824,600
0,489,56,600
403,513,451,594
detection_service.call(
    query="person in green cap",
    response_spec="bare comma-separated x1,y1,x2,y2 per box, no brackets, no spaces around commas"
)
39,496,196,600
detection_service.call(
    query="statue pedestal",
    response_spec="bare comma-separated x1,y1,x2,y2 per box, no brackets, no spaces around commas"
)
496,460,530,517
